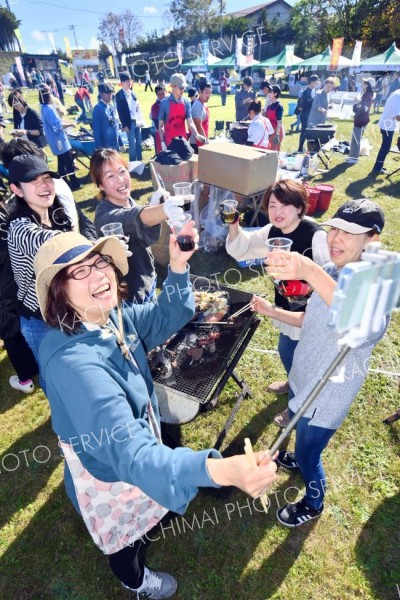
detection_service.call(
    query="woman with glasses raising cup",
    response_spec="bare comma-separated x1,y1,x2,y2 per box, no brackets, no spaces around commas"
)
32,230,277,598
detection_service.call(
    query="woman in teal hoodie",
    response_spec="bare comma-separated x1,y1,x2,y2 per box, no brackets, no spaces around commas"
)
34,230,277,599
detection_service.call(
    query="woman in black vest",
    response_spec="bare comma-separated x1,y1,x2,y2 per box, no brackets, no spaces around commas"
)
225,179,330,427
8,89,46,149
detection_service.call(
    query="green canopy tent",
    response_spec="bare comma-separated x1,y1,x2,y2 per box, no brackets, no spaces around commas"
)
359,43,400,72
213,54,236,68
294,46,352,70
258,47,303,70
212,54,259,69
181,55,220,70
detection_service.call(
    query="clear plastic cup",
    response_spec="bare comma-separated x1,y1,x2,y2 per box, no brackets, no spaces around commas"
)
221,199,238,223
168,213,195,252
265,237,293,253
100,222,124,237
101,223,132,257
265,237,293,291
173,181,195,211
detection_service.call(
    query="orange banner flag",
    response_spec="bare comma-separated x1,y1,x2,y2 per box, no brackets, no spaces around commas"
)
329,38,344,71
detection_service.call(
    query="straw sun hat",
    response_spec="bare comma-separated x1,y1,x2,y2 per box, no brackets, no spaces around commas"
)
34,232,129,319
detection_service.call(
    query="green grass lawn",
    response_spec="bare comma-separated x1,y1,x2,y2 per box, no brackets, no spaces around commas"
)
0,84,399,600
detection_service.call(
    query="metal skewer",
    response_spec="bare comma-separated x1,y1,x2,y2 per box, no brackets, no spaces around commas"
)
244,438,269,514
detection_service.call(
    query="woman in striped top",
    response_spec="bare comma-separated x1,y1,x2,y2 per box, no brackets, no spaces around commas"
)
7,154,73,390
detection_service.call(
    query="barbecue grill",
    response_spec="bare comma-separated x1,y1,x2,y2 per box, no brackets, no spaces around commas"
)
152,276,260,449
305,124,337,169
230,122,249,145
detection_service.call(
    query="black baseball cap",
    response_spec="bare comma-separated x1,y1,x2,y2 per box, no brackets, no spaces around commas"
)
98,82,114,94
8,155,60,184
323,199,385,234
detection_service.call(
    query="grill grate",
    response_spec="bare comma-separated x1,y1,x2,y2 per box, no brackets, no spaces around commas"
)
150,276,257,404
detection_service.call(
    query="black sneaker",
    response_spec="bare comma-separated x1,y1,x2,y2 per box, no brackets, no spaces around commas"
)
276,450,299,471
277,497,323,528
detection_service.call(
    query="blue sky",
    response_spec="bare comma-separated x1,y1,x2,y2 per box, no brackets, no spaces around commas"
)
11,0,279,54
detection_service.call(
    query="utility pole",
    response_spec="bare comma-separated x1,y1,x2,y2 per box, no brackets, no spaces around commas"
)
69,25,78,48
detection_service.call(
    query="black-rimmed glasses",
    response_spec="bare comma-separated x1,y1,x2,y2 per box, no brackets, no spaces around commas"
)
66,255,112,281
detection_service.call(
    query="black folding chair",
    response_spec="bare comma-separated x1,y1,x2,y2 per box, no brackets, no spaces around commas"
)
214,120,224,137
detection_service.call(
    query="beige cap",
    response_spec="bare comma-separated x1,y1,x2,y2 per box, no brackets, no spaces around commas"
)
170,73,186,88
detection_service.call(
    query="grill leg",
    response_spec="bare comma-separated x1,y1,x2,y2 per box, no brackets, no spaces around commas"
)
214,370,253,451
205,319,260,450
317,149,330,169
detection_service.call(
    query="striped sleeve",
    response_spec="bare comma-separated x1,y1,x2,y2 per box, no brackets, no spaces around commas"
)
7,218,60,314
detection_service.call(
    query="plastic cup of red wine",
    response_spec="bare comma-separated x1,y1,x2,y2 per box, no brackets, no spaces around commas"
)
172,182,195,211
169,213,195,252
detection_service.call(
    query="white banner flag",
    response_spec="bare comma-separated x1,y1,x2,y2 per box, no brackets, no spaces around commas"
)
176,41,183,65
351,41,362,67
48,32,56,52
235,36,243,67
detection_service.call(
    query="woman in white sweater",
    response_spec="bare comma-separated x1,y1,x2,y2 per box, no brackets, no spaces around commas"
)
225,179,329,427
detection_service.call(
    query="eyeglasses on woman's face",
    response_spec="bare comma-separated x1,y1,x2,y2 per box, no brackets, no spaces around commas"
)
66,255,112,280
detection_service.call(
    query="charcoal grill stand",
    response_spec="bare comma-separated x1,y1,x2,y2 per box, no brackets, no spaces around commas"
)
315,145,331,170
305,126,336,171
204,319,260,450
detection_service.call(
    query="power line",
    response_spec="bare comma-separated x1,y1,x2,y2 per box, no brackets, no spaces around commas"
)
29,1,104,14
40,25,89,33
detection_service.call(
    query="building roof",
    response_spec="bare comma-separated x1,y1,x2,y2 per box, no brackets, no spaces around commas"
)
227,0,292,18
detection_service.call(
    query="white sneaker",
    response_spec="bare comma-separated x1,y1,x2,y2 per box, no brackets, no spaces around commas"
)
122,566,177,598
9,375,34,394
346,158,358,164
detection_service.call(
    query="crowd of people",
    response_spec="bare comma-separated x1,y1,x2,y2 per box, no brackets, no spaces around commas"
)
0,65,397,598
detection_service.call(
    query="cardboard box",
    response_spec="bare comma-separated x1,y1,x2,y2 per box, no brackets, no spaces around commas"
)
150,156,198,194
198,142,278,197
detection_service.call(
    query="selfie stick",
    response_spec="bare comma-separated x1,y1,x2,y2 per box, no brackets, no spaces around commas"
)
266,243,400,457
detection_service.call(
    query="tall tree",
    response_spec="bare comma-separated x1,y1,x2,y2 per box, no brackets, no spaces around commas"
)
98,10,142,55
356,0,400,51
168,0,223,33
290,0,332,56
0,8,20,52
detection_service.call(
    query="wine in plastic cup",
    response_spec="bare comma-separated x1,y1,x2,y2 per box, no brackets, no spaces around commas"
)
222,199,238,223
169,213,195,251
172,182,194,211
